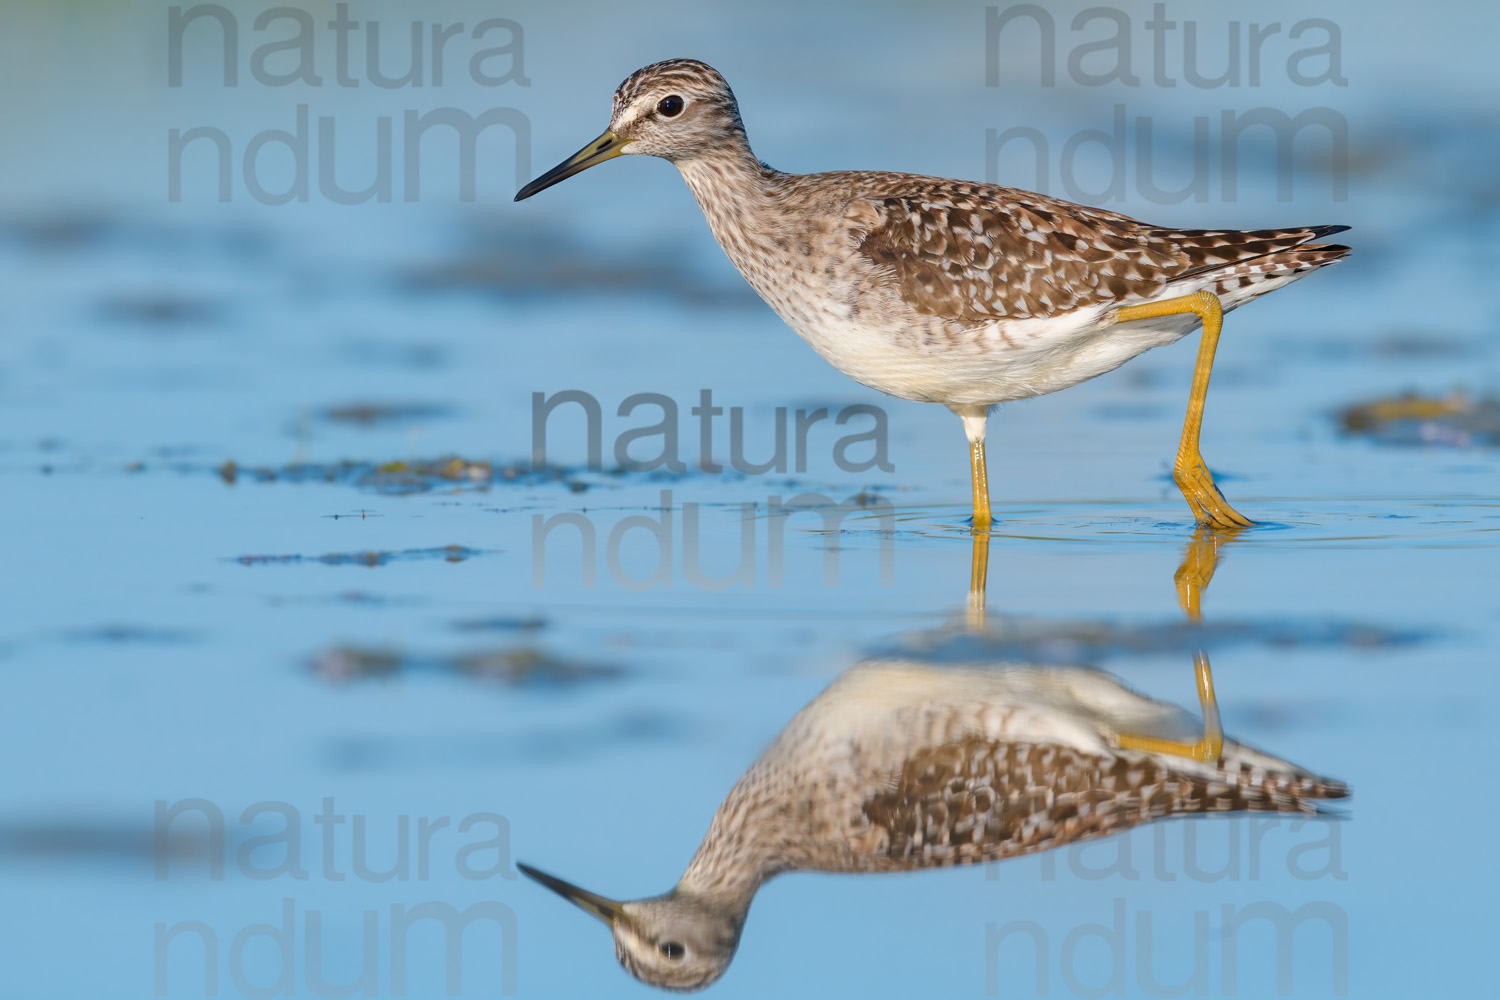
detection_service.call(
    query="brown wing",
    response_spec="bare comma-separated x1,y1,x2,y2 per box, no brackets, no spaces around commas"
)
853,736,1347,871
850,181,1349,323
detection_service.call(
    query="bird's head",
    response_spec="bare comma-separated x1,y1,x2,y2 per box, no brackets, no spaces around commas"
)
515,59,744,201
519,862,744,992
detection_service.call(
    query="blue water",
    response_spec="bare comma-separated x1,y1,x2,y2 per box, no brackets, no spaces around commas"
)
2,1,1496,997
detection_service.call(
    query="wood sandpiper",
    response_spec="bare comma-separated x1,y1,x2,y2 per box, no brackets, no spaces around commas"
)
520,651,1347,990
515,59,1351,530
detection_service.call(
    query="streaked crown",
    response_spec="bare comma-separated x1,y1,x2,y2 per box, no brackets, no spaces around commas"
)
519,862,746,993
609,59,747,162
613,892,744,992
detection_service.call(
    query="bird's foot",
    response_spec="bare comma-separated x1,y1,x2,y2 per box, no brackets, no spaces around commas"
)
1173,456,1254,530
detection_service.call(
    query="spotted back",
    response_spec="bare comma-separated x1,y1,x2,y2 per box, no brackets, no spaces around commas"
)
854,735,1349,871
848,178,1351,322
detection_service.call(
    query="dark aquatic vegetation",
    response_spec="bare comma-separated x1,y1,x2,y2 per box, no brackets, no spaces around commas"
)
97,294,224,328
214,455,573,493
319,402,455,426
452,615,548,633
232,545,486,568
0,819,223,866
309,644,624,687
1338,390,1500,448
895,615,1431,664
60,624,197,645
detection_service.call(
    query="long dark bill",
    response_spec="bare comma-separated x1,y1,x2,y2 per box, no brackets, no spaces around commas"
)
514,130,632,201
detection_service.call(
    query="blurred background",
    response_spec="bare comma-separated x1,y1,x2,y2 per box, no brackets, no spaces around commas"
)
1,1,1496,997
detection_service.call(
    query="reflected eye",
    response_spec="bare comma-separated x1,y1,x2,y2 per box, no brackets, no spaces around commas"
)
657,95,684,117
659,941,686,960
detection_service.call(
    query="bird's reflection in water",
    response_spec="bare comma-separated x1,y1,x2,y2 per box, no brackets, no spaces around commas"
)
522,529,1348,991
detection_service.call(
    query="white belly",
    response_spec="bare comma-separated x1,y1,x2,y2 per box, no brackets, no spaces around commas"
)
776,300,1199,407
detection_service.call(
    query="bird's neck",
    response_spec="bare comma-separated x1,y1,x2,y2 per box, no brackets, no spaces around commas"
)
675,821,773,909
672,759,800,915
674,140,784,257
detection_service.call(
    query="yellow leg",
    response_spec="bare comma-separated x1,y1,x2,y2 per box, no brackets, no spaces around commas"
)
970,439,991,530
1113,291,1253,529
1117,651,1224,763
1173,524,1246,622
967,529,989,629
953,407,994,529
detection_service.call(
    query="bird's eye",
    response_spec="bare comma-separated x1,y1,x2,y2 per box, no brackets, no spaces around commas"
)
659,941,686,961
657,95,684,117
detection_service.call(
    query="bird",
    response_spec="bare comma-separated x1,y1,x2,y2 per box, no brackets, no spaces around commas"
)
514,58,1351,531
519,653,1349,991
